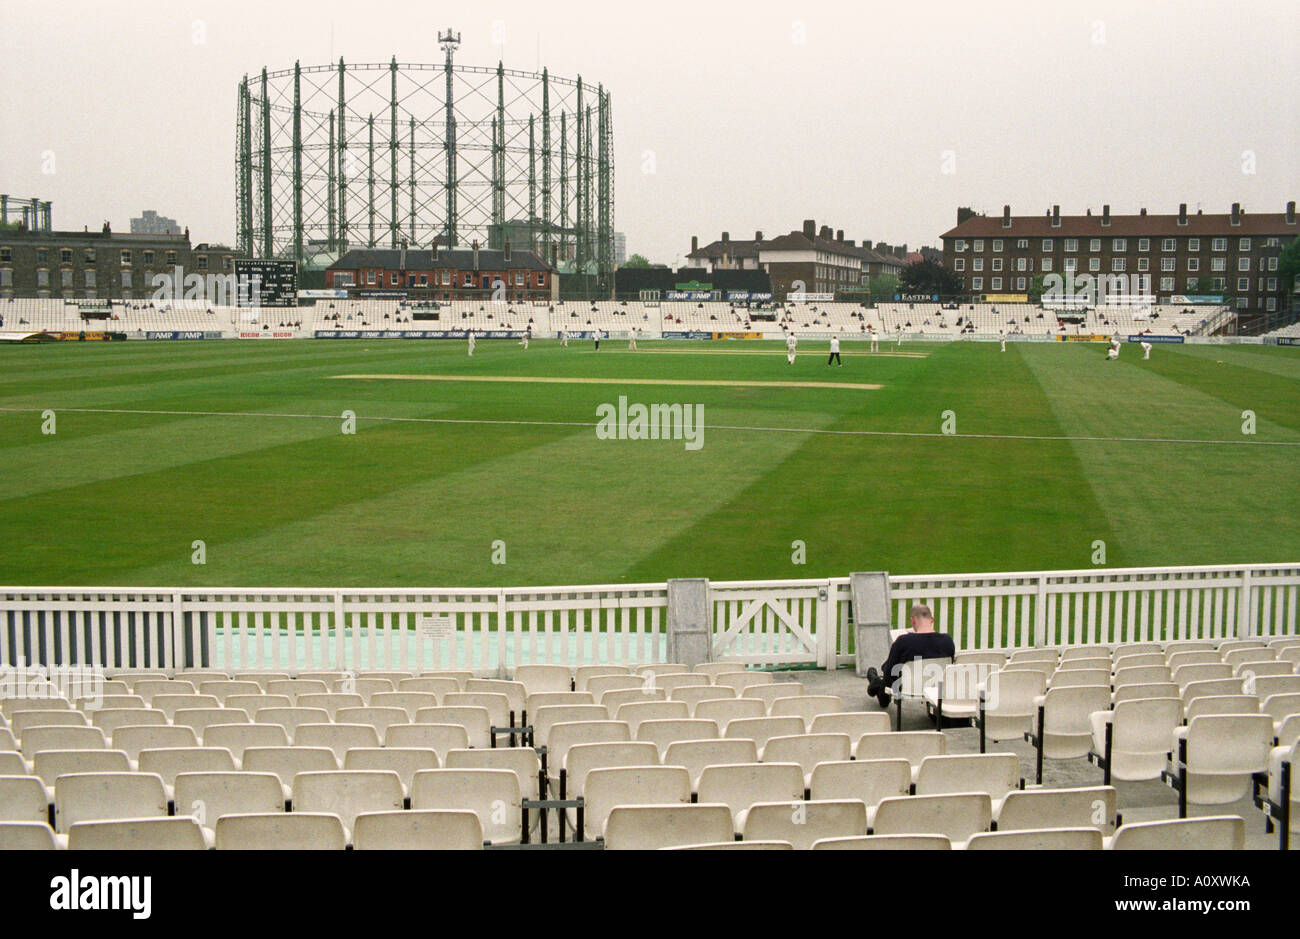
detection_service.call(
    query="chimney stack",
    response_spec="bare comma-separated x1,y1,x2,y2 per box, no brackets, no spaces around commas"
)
1178,203,1188,225
819,225,832,240
472,239,480,271
863,240,873,251
1140,208,1147,216
803,219,816,239
1002,204,1011,228
722,231,730,243
1051,205,1060,227
1102,204,1110,226
1287,201,1296,224
691,235,698,254
836,229,844,243
1231,202,1241,225
504,239,511,263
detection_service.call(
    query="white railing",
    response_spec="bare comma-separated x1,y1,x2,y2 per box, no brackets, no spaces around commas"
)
1,564,1296,674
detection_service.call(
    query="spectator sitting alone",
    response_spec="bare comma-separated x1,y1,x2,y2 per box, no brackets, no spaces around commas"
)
865,604,955,708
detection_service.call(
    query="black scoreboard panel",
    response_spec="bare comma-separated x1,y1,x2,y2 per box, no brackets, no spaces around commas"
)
236,260,298,307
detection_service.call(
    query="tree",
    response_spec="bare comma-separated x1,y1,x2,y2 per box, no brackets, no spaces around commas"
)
899,260,961,296
868,273,899,303
1027,274,1048,303
621,254,651,269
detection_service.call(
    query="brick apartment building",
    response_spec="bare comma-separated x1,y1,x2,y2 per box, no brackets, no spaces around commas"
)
941,201,1298,312
0,223,236,301
326,242,555,301
686,221,910,299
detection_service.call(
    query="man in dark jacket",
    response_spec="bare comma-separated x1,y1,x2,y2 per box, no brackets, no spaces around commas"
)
865,604,955,708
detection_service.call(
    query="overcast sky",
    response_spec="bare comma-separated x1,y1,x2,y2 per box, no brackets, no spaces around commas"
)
1,0,1295,264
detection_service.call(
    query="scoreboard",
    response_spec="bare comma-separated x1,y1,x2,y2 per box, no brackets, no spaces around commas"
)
235,259,298,307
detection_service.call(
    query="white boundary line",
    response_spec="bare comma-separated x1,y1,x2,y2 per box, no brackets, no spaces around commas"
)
2,406,1296,448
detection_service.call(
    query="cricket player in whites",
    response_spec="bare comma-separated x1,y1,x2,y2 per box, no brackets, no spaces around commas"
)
467,330,476,357
869,329,879,353
786,331,797,364
561,328,570,347
519,326,531,350
999,330,1007,352
1141,340,1153,360
1106,336,1121,361
628,328,638,351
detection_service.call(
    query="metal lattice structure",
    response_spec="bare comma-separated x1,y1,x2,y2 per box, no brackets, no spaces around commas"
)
236,34,614,294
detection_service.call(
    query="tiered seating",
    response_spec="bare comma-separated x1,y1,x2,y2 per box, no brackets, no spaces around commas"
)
2,642,1294,849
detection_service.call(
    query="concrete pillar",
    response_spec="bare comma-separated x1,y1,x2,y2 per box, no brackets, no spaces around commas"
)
850,571,892,678
666,578,712,667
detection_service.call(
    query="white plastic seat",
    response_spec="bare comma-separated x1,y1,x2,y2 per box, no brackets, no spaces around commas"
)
1112,643,1163,660
445,747,541,807
294,723,382,761
586,675,645,700
1224,648,1277,669
10,709,89,740
669,686,734,711
129,679,198,703
692,698,764,726
741,683,806,710
1027,684,1112,783
418,670,474,690
635,663,690,678
761,733,851,787
613,700,689,733
889,656,952,730
174,771,285,831
231,672,292,691
603,803,733,850
528,704,606,748
697,762,804,829
809,758,911,809
1166,714,1273,811
409,768,524,845
1167,651,1223,670
1172,663,1234,688
0,775,50,824
809,711,892,738
513,665,573,696
1049,669,1110,688
722,716,802,751
1112,665,1174,686
1184,695,1260,720
1105,816,1245,850
344,748,440,793
224,695,292,719
1261,693,1300,732
854,730,946,771
743,799,867,849
151,694,221,720
203,723,289,759
636,718,719,756
67,816,213,850
384,722,470,758
574,665,633,692
1247,676,1300,700
353,809,484,850
714,672,775,693
401,677,461,699
215,812,347,850
1110,653,1166,670
769,695,843,730
413,706,493,749
267,679,330,700
871,792,993,845
291,770,404,838
173,708,247,735
654,673,711,695
53,772,168,833
967,828,1102,850
954,651,1007,668
242,746,338,791
330,677,395,704
662,738,759,792
995,785,1119,834
1235,661,1295,679
558,741,660,830
1089,696,1183,782
90,708,168,737
1060,647,1111,663
1112,682,1180,704
294,694,364,719
198,680,264,703
692,663,747,680
813,834,952,850
600,687,667,715
582,765,692,842
977,668,1047,750
0,821,63,850
353,670,416,685
78,694,146,712
138,746,239,796
20,725,107,759
1008,649,1059,664
545,721,632,784
335,707,411,739
524,692,595,717
371,692,440,721
463,679,526,715
255,707,331,739
914,753,1021,811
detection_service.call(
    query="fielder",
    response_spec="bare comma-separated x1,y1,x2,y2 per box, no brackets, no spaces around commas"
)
628,328,638,351
519,327,530,350
999,330,1007,353
593,329,602,351
561,328,570,347
1141,341,1153,360
869,330,879,353
1106,337,1120,361
828,334,842,367
467,330,476,356
786,332,797,365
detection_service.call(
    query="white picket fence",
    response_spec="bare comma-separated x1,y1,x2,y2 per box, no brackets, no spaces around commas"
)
1,564,1296,674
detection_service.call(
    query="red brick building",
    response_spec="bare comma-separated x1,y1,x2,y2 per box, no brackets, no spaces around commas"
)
941,202,1298,313
326,243,554,301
